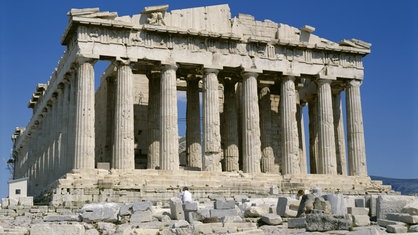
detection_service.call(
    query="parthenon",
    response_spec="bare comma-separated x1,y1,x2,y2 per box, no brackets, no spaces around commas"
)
10,4,390,204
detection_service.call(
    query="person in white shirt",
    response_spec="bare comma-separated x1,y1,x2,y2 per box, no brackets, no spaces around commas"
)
181,186,192,203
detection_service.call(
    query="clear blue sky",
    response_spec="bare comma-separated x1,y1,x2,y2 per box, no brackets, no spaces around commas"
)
0,1,417,199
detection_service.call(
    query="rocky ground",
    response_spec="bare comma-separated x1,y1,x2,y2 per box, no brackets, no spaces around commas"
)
1,193,418,234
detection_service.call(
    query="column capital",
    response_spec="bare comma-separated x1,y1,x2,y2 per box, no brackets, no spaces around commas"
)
347,79,362,87
241,71,260,79
241,67,262,77
317,78,333,85
204,67,220,75
161,63,178,71
114,57,132,66
75,54,97,65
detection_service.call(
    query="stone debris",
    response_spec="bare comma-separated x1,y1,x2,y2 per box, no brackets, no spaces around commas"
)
0,193,417,234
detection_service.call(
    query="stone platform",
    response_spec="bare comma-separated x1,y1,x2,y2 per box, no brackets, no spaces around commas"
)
37,169,394,207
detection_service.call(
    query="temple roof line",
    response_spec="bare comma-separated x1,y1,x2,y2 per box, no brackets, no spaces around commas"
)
62,5,370,54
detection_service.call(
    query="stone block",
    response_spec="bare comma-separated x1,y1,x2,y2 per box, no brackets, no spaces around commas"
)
97,162,110,170
30,223,85,235
243,205,269,217
344,196,357,210
367,195,378,217
399,214,418,224
130,210,154,224
133,201,153,212
8,198,18,207
81,203,120,222
323,194,346,216
214,200,235,209
18,196,33,207
352,214,370,227
401,200,418,215
377,219,406,228
97,222,116,234
376,195,415,219
1,198,9,208
260,213,282,225
386,224,407,233
409,225,418,232
355,198,365,207
44,215,81,222
183,201,198,211
270,186,279,195
169,197,184,220
306,213,352,232
119,203,133,216
276,197,299,217
386,213,403,221
210,208,238,218
287,217,306,228
347,207,369,215
172,220,190,228
221,215,243,223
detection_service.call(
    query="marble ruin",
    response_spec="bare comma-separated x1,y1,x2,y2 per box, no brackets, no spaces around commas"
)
10,5,391,204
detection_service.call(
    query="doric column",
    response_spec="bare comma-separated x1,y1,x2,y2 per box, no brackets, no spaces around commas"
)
297,102,307,174
280,76,300,175
112,60,135,169
74,57,96,169
146,71,161,169
67,73,76,171
346,80,367,176
59,80,68,177
160,64,179,170
61,75,73,174
317,79,337,175
223,79,239,172
259,87,277,173
202,68,222,171
242,71,261,173
333,88,347,175
186,75,202,168
308,97,318,174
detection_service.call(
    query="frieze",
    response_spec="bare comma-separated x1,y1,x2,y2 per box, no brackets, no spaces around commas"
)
75,25,364,69
78,26,129,45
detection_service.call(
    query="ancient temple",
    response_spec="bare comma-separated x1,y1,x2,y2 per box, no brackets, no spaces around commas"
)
11,5,391,205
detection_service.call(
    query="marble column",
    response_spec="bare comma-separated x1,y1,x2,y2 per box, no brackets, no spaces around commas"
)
67,73,76,171
259,87,276,173
73,58,96,169
308,97,318,174
242,71,261,173
280,76,300,175
297,102,307,174
112,60,135,169
333,88,347,175
147,71,161,169
346,80,367,176
223,79,239,172
186,75,202,168
317,79,337,175
202,68,222,171
160,64,179,170
60,75,72,175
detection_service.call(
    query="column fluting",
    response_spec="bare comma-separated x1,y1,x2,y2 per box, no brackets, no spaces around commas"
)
74,58,95,169
317,79,337,175
280,76,300,175
112,60,135,169
160,64,179,170
242,71,261,173
346,80,367,176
